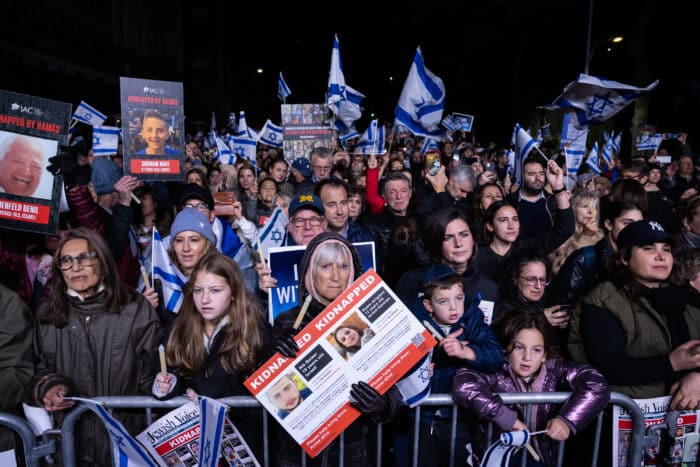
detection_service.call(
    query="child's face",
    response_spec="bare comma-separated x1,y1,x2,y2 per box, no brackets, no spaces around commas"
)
508,328,546,379
269,376,302,411
424,284,465,325
141,117,168,153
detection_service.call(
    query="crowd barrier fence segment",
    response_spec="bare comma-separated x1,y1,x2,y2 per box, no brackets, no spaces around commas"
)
0,392,644,467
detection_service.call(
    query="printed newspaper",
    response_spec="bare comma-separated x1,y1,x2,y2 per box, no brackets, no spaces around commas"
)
244,269,437,457
613,395,699,466
137,401,260,467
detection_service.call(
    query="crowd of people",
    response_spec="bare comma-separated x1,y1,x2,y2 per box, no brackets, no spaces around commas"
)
1,122,700,466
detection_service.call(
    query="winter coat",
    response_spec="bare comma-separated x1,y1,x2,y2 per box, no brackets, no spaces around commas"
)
452,358,610,466
32,290,162,464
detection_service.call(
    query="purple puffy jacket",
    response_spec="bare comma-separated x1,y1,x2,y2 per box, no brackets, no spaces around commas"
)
452,357,610,466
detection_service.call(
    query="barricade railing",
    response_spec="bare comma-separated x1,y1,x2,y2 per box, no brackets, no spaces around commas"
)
1,392,644,467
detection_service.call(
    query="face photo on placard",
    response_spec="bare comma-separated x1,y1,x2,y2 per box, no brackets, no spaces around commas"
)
0,130,57,200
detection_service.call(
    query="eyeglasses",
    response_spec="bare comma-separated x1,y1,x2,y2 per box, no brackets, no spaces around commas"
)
184,203,209,212
519,276,550,287
57,252,98,271
312,165,332,173
291,216,324,228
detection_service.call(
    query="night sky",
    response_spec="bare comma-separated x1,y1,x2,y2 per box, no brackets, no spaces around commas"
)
1,1,698,150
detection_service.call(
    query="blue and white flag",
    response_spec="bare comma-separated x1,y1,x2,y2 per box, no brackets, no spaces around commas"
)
601,132,615,166
72,100,107,127
540,123,552,139
394,47,446,138
560,112,589,151
233,111,258,166
277,72,292,102
92,126,120,156
326,35,365,132
636,132,664,152
480,441,520,467
395,351,433,408
612,132,622,154
69,398,158,467
152,227,186,314
564,146,585,191
255,207,288,259
258,119,284,148
513,124,538,185
214,134,236,165
535,128,543,145
586,142,602,175
353,119,386,155
420,137,440,155
199,397,227,467
543,73,659,125
338,126,360,143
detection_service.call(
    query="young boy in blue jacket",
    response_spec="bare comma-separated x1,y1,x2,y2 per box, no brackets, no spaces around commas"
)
409,263,504,466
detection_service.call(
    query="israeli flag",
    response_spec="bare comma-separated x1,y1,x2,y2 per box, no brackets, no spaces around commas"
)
513,124,538,185
72,100,107,127
255,207,288,259
278,72,292,102
214,134,236,165
636,132,664,151
535,128,543,145
564,146,585,191
199,397,227,467
585,142,602,175
394,47,446,138
327,35,365,132
560,112,589,150
258,119,283,148
395,351,433,408
210,111,217,131
69,397,158,467
236,111,258,141
420,137,440,155
612,132,622,154
480,441,519,467
543,73,659,125
601,132,615,166
540,123,552,139
353,119,386,155
338,126,360,143
234,111,258,166
92,126,120,156
152,227,186,314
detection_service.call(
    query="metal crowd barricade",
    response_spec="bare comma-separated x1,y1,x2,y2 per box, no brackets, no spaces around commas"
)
2,391,644,467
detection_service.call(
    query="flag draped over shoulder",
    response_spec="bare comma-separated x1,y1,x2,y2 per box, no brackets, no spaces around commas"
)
69,398,158,467
277,72,292,102
543,73,659,125
72,100,107,127
394,47,446,139
258,119,284,148
326,34,365,136
352,119,386,155
92,126,120,156
199,397,228,467
152,227,186,314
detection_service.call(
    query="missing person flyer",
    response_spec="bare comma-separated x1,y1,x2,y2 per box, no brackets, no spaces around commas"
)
245,269,436,458
267,241,376,324
120,77,185,180
0,89,70,234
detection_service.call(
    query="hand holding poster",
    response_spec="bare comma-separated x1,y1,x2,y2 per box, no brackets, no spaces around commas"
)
245,269,437,458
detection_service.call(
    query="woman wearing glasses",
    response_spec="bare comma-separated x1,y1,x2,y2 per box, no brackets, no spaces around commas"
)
499,248,570,330
28,227,163,464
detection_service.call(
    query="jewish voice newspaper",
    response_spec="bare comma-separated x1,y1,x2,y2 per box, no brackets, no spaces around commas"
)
136,401,260,466
245,269,437,457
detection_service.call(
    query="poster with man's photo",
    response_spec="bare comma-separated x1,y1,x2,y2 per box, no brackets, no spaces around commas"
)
0,89,70,234
120,77,185,180
281,103,332,162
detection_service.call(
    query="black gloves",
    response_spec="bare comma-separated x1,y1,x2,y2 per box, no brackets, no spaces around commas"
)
47,146,80,187
274,330,299,359
350,381,387,417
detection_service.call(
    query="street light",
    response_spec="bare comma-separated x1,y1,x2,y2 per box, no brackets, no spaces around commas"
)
585,35,624,74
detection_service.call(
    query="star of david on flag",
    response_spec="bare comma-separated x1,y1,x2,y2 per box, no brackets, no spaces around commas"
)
72,100,107,127
543,73,658,125
92,126,120,156
152,227,186,314
258,119,284,148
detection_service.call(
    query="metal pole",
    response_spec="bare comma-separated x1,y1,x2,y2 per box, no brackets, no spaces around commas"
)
585,0,594,74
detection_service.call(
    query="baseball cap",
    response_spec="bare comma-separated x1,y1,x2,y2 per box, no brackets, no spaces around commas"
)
291,157,312,178
288,194,324,217
422,263,457,283
616,220,672,250
178,183,214,211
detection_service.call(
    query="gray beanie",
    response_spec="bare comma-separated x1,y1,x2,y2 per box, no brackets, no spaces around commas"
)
170,208,217,246
91,157,123,195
